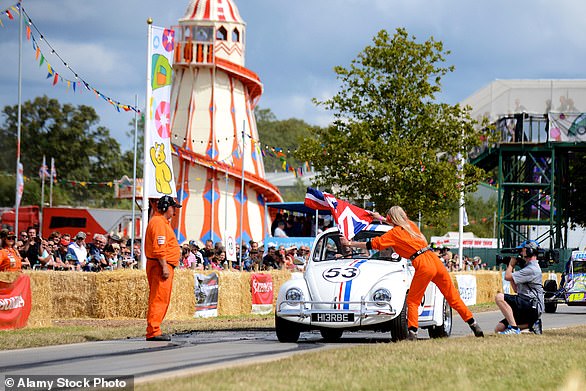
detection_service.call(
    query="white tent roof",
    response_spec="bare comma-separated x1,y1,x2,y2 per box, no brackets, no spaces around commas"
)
461,79,586,122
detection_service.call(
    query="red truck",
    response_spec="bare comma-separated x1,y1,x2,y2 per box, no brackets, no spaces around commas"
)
1,205,140,240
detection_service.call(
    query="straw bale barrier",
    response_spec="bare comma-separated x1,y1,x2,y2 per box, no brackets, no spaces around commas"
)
10,270,563,327
25,271,52,327
94,270,149,318
166,269,196,320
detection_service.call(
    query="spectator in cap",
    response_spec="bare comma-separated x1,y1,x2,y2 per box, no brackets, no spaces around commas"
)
67,231,88,269
0,230,26,271
55,238,75,270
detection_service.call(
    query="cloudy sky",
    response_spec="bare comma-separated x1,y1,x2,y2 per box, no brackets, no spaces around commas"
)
1,0,585,151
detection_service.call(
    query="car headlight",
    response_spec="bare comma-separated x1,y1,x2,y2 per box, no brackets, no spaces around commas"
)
285,288,303,302
372,288,391,306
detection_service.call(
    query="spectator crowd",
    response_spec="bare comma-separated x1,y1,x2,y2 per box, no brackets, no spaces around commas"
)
0,226,140,272
0,223,312,273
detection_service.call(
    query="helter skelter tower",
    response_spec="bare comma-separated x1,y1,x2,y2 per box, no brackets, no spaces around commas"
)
170,0,282,244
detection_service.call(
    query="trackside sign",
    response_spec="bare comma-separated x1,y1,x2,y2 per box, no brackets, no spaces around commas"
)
0,274,32,330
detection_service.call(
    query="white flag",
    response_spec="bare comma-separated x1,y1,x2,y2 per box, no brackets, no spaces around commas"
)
143,25,176,199
15,162,24,208
463,206,470,227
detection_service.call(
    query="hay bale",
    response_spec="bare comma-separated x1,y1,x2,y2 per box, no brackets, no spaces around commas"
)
452,271,501,304
474,271,501,303
270,270,292,305
217,270,250,316
94,270,149,318
26,271,52,327
166,269,196,320
50,271,98,318
0,271,20,284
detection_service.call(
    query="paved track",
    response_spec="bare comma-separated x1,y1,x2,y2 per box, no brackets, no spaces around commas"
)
1,305,584,385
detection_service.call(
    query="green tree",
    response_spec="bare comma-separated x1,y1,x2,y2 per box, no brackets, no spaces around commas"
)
255,107,313,173
296,28,488,225
0,96,133,207
125,114,145,178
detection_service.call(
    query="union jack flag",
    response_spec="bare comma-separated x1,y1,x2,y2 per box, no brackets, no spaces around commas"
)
304,187,373,239
39,156,50,179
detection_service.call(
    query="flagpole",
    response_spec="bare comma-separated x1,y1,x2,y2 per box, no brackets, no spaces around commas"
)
14,0,24,235
458,151,465,270
141,18,154,270
131,94,138,260
239,121,245,271
49,157,54,207
40,155,46,238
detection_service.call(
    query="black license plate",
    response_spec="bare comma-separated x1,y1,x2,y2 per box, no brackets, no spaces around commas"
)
311,313,354,322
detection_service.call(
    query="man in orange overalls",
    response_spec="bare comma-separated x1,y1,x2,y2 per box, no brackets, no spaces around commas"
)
342,206,484,340
144,196,182,341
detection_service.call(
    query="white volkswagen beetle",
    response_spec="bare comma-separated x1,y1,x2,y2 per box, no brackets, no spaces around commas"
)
275,224,452,342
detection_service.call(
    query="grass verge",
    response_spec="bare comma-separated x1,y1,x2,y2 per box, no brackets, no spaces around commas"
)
136,327,586,391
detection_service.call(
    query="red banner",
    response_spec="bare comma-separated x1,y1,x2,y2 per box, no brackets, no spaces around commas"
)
251,273,273,315
0,274,32,330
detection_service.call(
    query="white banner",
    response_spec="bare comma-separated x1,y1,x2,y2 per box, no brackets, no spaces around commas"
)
15,162,24,208
502,271,512,294
431,236,498,249
455,274,477,306
144,25,176,199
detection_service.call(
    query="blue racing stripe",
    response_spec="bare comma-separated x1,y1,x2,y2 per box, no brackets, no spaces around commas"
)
343,259,368,309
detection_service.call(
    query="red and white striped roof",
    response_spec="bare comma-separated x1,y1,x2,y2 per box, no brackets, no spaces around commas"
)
180,0,244,24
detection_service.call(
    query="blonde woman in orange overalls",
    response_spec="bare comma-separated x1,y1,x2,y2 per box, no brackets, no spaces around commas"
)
342,206,484,340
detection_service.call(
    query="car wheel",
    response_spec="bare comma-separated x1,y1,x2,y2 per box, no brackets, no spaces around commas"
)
320,328,343,342
543,279,558,313
428,298,452,338
389,298,408,342
275,315,301,343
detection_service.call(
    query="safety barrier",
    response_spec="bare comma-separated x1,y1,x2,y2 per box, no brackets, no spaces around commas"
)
0,270,560,328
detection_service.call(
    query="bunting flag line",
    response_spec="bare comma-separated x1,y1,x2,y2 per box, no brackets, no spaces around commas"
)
2,3,140,113
304,187,373,240
168,130,313,175
0,3,19,24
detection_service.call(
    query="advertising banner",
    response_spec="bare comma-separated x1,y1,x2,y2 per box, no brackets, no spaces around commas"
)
251,273,273,315
455,274,477,306
549,112,586,142
144,25,176,199
502,271,512,294
431,236,498,249
0,274,32,330
194,272,218,318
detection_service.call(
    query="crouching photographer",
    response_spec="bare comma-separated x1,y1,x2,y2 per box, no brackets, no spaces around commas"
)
495,240,544,335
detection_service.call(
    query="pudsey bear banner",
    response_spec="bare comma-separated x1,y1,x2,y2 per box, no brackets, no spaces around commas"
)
144,25,177,199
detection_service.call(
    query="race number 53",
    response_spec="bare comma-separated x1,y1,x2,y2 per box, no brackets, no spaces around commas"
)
322,267,360,283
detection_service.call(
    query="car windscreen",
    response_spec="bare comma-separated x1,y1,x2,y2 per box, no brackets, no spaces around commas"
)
572,261,586,274
312,230,399,262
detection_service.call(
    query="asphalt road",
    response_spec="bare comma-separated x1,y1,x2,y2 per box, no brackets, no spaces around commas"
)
1,305,585,386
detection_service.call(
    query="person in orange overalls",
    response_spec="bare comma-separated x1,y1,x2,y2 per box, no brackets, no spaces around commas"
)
144,196,182,341
0,230,24,271
342,206,484,340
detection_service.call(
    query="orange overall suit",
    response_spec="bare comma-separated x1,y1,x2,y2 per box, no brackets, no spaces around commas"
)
0,247,22,272
144,212,181,339
370,222,473,330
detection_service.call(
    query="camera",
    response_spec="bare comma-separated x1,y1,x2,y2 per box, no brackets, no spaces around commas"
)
496,254,526,268
496,247,560,269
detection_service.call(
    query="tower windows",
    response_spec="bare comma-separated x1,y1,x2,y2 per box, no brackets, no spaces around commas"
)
216,26,227,41
232,28,240,42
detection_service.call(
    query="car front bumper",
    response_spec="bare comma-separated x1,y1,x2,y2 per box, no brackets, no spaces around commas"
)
277,299,398,328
